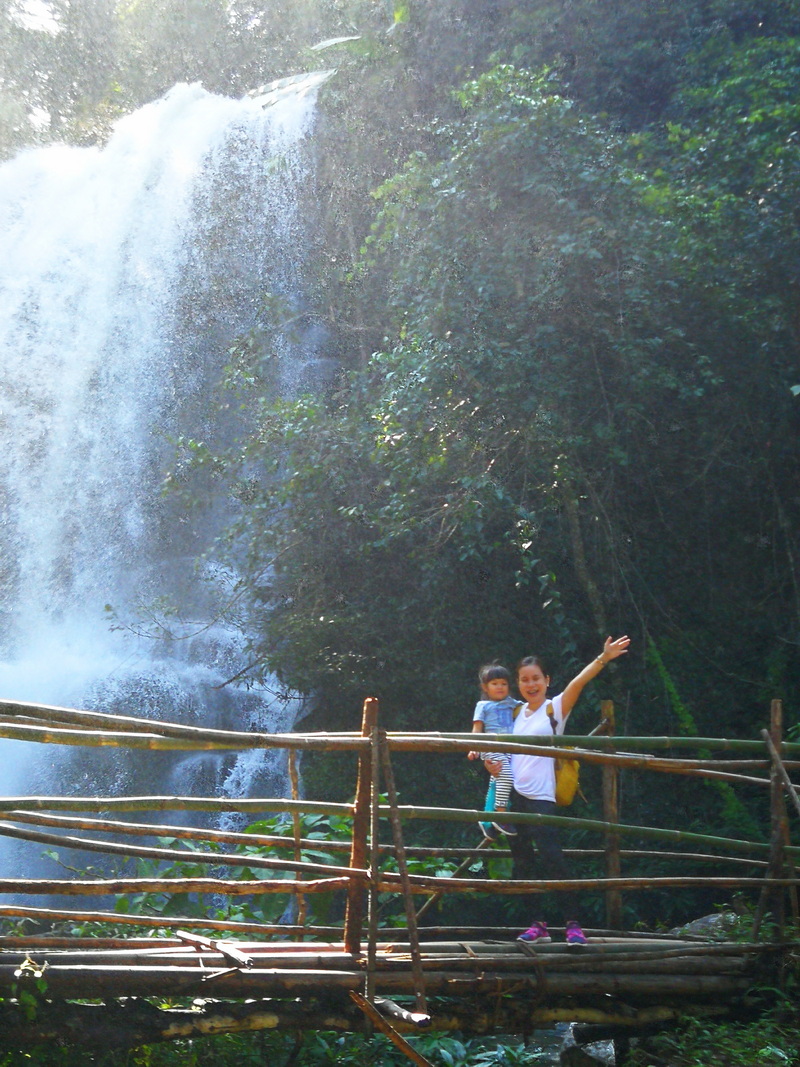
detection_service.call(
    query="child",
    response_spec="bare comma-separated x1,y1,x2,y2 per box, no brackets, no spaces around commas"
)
468,664,522,838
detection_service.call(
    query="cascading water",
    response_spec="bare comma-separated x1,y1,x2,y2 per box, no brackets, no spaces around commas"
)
0,74,329,877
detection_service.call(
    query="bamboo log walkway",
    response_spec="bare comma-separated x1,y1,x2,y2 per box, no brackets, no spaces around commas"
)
0,695,798,1060
0,928,785,1052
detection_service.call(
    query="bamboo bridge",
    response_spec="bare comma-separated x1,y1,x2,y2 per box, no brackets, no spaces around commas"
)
0,696,798,1063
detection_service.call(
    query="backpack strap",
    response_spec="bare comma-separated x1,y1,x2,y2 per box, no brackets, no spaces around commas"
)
546,700,558,735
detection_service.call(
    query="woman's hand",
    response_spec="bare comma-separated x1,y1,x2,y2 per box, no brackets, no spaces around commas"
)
603,635,630,662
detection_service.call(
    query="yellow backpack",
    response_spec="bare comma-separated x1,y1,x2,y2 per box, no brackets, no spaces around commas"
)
545,701,583,806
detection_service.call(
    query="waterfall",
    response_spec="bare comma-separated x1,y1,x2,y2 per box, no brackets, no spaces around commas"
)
0,74,329,874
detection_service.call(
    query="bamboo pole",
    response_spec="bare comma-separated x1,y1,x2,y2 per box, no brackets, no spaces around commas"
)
380,732,427,1016
344,698,379,956
1,810,498,859
0,796,785,858
0,699,372,751
366,720,382,1004
0,819,360,878
0,796,353,817
0,963,753,999
5,812,766,868
288,750,307,934
0,904,344,937
0,721,373,753
601,700,622,930
383,735,772,786
372,804,787,859
0,877,352,896
4,699,800,762
370,874,800,897
386,732,800,755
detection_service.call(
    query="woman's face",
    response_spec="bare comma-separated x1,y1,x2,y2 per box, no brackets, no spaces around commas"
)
517,663,550,707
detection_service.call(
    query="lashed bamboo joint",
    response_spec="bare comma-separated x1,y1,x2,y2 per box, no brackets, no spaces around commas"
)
0,695,797,1058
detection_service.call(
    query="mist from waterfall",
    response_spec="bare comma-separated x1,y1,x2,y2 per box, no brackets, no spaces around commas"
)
0,76,327,867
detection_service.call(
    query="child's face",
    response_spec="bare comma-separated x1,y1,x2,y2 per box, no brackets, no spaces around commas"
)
482,678,509,701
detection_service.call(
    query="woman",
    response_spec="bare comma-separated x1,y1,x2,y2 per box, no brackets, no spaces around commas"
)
505,635,630,946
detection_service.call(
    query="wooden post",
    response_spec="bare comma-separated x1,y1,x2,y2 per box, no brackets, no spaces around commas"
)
379,732,428,1017
601,700,622,931
365,721,381,1003
344,698,379,956
288,750,306,936
761,728,800,928
753,700,787,941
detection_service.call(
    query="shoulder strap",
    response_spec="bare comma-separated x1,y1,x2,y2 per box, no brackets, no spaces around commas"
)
546,700,558,735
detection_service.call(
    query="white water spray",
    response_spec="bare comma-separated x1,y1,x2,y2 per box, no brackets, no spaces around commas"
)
0,76,327,864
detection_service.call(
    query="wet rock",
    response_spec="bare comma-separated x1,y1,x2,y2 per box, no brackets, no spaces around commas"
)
668,910,744,940
560,1022,615,1066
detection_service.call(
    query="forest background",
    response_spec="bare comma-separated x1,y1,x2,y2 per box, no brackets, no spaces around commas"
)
1,0,800,929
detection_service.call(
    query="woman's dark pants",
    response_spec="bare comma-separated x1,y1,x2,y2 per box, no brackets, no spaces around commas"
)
507,793,578,926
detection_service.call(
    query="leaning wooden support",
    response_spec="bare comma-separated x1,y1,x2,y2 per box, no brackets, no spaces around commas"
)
350,992,434,1067
762,724,800,928
753,701,788,940
380,731,427,1015
344,697,379,955
763,728,800,822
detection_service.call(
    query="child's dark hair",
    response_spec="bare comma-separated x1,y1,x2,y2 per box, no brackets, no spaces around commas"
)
516,655,550,678
478,663,511,685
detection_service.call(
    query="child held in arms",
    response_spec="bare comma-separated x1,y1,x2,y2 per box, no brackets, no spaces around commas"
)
468,664,522,839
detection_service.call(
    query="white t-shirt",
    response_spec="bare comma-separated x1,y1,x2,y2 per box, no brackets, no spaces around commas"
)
511,693,567,801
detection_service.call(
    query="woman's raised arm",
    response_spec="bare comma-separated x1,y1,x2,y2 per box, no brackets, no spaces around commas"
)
561,635,630,719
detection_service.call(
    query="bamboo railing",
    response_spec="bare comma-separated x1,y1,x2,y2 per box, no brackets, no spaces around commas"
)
0,694,798,1053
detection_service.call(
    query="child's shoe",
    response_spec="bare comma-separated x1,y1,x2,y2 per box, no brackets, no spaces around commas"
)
517,921,551,944
480,821,497,840
492,821,517,836
565,921,588,946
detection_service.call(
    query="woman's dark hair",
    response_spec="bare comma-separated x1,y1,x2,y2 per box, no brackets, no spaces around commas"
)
516,655,551,678
478,663,511,685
